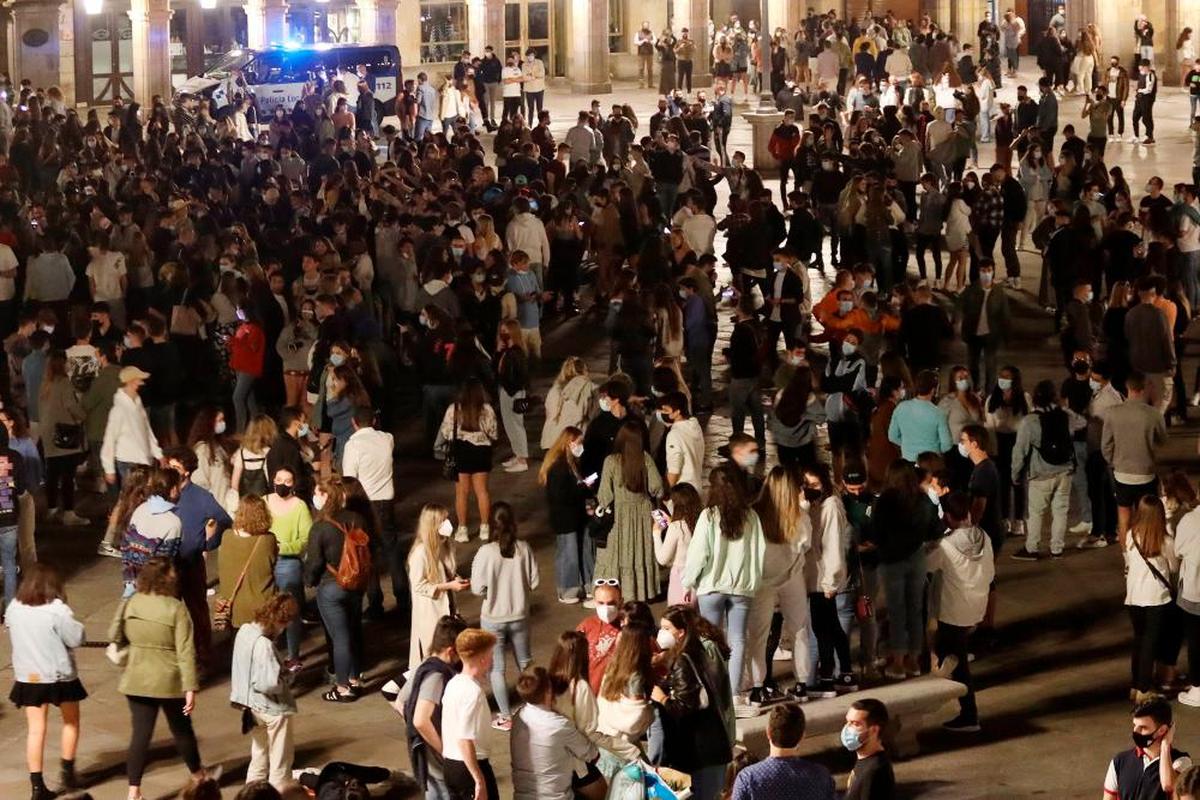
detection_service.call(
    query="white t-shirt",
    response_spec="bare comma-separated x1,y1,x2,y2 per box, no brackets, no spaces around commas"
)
0,243,16,301
441,673,490,761
86,251,127,301
502,66,524,98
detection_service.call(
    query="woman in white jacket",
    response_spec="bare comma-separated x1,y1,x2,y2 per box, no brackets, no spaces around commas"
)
99,367,162,485
541,358,598,450
1124,496,1179,697
927,493,995,732
471,502,540,728
594,628,654,777
6,564,87,799
801,464,853,698
549,630,612,800
406,504,468,669
745,467,812,701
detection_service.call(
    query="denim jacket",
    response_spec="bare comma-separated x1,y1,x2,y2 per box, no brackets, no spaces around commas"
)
229,622,296,716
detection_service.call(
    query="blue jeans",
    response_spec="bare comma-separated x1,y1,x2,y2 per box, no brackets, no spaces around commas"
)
806,590,854,684
1191,94,1200,122
414,117,433,142
1181,249,1200,311
317,580,363,685
274,558,304,660
0,525,17,608
425,777,450,800
699,593,751,695
554,530,594,599
481,618,531,716
233,371,258,434
690,762,728,800
881,549,927,656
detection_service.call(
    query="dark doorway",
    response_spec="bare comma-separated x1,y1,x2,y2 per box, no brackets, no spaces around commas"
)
1026,0,1057,55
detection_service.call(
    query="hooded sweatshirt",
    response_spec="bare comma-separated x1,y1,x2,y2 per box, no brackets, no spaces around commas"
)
927,525,995,626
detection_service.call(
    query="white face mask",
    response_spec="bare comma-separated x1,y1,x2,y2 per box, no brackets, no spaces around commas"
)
656,628,677,651
570,441,585,458
955,378,970,392
997,377,1013,391
599,397,612,413
736,452,759,469
1089,378,1102,392
842,342,857,356
214,419,226,435
898,386,908,399
438,518,454,538
313,493,326,511
957,442,970,458
596,604,618,624
926,486,941,506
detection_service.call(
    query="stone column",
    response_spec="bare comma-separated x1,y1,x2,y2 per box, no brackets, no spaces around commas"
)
129,0,172,106
396,0,420,72
767,0,802,38
358,0,399,46
570,0,610,93
468,0,504,56
245,0,288,49
7,0,62,95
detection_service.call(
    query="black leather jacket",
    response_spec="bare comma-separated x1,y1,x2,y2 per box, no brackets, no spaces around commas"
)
659,649,732,773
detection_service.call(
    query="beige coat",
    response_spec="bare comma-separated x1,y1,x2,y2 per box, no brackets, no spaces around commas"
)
406,541,456,668
38,376,85,458
540,376,598,449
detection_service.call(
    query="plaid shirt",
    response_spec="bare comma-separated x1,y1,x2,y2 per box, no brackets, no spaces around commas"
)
974,188,1005,230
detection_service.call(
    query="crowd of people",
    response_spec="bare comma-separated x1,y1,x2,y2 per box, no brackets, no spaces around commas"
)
3,2,1200,800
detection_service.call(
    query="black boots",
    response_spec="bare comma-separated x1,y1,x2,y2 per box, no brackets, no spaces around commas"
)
60,760,79,791
29,772,57,800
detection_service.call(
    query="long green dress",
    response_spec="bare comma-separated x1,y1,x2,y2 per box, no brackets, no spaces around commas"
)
594,452,663,602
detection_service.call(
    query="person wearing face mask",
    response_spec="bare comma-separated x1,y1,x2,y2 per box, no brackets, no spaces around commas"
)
1010,380,1080,560
937,365,984,479
580,380,633,481
659,391,704,489
1103,697,1190,799
405,503,468,675
576,581,624,695
959,260,1010,392
541,427,594,604
1078,361,1123,550
843,699,894,799
985,365,1032,538
261,466,311,671
266,407,315,505
888,369,953,463
276,301,318,413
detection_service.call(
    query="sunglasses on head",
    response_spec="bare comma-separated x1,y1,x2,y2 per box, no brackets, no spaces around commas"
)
593,578,620,587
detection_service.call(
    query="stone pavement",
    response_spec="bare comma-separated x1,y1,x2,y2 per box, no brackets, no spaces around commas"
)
1,69,1200,799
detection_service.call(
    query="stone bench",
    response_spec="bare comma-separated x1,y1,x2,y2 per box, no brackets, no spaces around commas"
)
735,677,967,760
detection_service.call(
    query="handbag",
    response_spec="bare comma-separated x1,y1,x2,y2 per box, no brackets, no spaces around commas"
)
213,536,264,631
107,598,130,667
441,404,459,481
53,423,84,450
586,503,615,550
854,561,875,622
1132,536,1177,601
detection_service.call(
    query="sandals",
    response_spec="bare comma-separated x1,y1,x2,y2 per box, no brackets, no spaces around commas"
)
323,687,358,703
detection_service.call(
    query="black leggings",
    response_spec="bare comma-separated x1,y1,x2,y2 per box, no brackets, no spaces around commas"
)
1128,604,1171,692
935,621,977,722
915,233,944,280
809,592,852,680
126,695,202,786
45,452,83,511
445,757,499,800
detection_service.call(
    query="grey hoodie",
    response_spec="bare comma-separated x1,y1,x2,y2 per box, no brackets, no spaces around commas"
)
927,525,994,627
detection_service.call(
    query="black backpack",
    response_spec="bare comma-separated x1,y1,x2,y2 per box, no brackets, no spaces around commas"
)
238,448,270,497
1035,408,1074,466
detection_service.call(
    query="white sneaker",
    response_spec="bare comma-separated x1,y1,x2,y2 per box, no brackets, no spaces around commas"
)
1179,686,1200,707
933,655,959,678
60,510,90,527
500,456,518,468
558,594,581,605
1128,135,1141,143
1069,521,1093,534
733,696,763,718
453,525,470,543
47,507,60,520
1011,276,1021,290
503,461,529,473
582,599,597,609
479,523,491,541
1191,392,1200,407
97,542,121,558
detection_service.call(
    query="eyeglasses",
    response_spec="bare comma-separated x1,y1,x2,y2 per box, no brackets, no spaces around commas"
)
593,578,620,587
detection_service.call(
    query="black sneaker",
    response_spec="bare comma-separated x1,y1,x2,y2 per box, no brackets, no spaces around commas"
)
836,673,859,693
942,714,981,733
1010,548,1041,562
813,679,838,699
748,685,786,707
788,683,810,703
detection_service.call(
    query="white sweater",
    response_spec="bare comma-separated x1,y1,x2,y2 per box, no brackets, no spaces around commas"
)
1125,535,1179,608
470,540,540,623
665,417,705,489
342,426,395,501
1176,507,1200,612
805,495,849,595
100,389,162,474
5,599,85,683
927,526,995,626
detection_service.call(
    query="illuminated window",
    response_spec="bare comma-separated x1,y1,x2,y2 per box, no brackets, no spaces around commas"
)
420,0,468,63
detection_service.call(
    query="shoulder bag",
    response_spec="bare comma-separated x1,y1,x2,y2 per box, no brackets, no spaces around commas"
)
442,404,459,481
1131,536,1177,601
213,536,265,631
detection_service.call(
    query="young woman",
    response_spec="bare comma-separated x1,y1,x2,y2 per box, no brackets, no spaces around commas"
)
471,502,540,729
985,365,1031,536
303,478,368,701
109,558,208,800
655,482,702,606
1,408,43,494
406,503,467,668
540,426,592,603
37,349,87,526
548,631,608,800
540,357,598,450
511,666,600,800
495,319,531,473
325,364,371,469
8,565,87,800
939,364,984,488
229,305,266,434
801,463,856,696
682,463,766,701
746,466,813,699
230,593,299,790
651,605,735,800
266,467,311,669
438,380,498,543
943,181,972,292
121,468,183,596
186,407,232,512
594,627,655,772
217,495,279,629
594,420,664,603
230,414,276,506
770,365,826,468
1125,496,1179,697
276,299,318,412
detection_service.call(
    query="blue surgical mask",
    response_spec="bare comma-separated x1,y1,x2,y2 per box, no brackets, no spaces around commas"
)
842,342,857,356
838,300,854,314
297,423,310,438
980,272,993,286
841,724,863,751
955,378,970,392
1089,378,1102,392
997,377,1013,391
330,353,347,367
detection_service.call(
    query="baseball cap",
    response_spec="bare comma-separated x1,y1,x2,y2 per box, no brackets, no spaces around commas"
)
119,366,150,383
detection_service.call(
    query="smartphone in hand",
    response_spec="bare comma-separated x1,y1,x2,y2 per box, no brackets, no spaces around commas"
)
583,472,599,488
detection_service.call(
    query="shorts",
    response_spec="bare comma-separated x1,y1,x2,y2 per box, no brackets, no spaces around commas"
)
1114,476,1158,508
715,63,733,78
452,441,493,475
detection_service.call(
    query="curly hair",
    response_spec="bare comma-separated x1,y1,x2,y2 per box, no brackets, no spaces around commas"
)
234,494,273,536
136,557,178,597
252,593,298,634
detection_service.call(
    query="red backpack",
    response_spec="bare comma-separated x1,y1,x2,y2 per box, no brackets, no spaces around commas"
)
326,520,372,592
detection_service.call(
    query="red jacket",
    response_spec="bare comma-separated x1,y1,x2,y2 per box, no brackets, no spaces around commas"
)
229,322,265,377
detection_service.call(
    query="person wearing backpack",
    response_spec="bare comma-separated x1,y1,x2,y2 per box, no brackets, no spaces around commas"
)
1011,380,1081,561
229,414,276,510
304,477,371,702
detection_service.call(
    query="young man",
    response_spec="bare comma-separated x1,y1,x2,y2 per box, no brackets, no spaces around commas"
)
725,294,765,450
843,698,895,800
888,369,953,463
441,628,500,800
580,380,632,481
1079,360,1124,549
576,580,623,693
100,365,161,488
400,615,469,800
343,407,402,619
1103,696,1189,799
962,423,1002,632
267,407,314,503
660,391,704,488
1101,372,1166,549
1010,380,1077,560
928,493,994,733
731,703,836,800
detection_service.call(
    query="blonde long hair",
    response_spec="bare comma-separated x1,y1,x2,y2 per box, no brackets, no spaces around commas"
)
757,466,810,551
539,426,582,486
499,319,526,355
409,503,452,585
552,356,588,390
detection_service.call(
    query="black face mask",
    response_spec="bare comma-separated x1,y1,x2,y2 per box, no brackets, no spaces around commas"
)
1132,730,1157,750
1072,359,1091,375
274,483,293,498
803,487,823,503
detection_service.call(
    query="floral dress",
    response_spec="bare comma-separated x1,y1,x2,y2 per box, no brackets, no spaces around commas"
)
595,452,663,602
